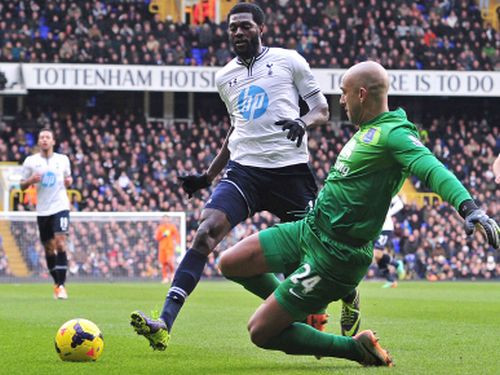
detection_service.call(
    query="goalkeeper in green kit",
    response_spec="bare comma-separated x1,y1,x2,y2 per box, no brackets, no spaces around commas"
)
218,61,500,367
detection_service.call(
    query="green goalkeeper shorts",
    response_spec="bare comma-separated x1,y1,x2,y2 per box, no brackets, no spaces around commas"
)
259,218,373,321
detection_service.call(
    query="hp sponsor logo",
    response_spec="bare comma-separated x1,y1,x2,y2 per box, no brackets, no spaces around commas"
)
238,85,269,120
41,171,57,187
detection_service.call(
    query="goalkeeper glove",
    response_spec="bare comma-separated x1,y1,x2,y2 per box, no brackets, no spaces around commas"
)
460,200,500,250
275,118,306,147
179,173,211,198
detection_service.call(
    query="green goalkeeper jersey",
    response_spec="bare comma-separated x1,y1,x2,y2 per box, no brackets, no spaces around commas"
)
313,108,471,243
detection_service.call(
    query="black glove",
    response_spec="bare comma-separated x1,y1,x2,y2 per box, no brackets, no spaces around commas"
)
179,173,211,198
460,200,500,250
275,118,306,147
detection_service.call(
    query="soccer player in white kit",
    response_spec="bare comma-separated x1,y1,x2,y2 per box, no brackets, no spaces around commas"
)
130,3,362,351
20,128,72,299
373,195,406,288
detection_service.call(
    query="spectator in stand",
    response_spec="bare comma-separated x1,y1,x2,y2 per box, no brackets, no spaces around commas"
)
2,104,498,281
0,0,496,70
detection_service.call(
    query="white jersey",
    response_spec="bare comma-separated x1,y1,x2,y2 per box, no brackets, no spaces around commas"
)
216,47,326,168
382,195,404,231
21,152,71,216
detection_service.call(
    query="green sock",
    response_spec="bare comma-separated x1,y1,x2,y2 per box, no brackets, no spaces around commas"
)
227,274,281,300
261,322,362,361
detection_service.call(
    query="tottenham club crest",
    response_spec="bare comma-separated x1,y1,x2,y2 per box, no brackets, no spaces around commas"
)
238,85,269,120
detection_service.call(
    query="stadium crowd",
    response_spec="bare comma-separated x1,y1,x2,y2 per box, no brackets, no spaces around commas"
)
0,0,497,70
1,105,498,281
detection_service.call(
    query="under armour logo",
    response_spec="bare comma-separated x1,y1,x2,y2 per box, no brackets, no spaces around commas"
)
228,78,238,87
266,63,273,75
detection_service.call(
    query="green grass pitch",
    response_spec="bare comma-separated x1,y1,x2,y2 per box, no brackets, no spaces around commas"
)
1,281,499,375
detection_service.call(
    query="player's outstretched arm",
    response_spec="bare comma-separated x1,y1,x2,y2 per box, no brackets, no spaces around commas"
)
298,98,330,130
179,126,234,198
459,200,500,250
387,127,499,250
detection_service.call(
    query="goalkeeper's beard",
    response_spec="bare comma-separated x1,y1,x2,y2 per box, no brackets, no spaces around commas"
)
352,103,366,127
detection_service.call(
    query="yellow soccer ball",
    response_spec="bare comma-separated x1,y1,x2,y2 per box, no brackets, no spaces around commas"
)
54,318,104,362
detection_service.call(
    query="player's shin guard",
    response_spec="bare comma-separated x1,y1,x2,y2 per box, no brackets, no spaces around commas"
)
55,251,68,286
46,253,58,285
161,249,207,331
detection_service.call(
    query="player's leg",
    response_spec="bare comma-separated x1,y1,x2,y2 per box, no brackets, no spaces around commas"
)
131,209,231,350
158,169,256,332
377,251,397,288
221,232,391,366
53,210,70,299
159,249,168,283
395,258,406,280
219,233,281,298
220,217,312,303
160,208,232,330
44,239,59,298
161,263,169,283
37,215,59,298
166,256,175,282
263,164,331,331
131,173,254,349
374,233,398,288
263,256,390,365
385,252,405,281
53,234,68,298
247,293,392,366
130,208,233,350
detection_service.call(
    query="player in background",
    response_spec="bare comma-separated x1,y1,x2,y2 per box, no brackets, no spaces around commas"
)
130,2,360,351
155,216,180,284
20,128,72,299
373,195,406,288
216,61,499,366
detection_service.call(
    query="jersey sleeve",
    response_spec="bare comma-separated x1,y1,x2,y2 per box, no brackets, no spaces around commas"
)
216,74,234,126
21,157,33,180
387,126,471,210
289,51,326,108
388,195,404,216
63,155,71,177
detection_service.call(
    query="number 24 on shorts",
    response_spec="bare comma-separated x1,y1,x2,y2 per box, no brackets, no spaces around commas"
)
290,264,321,294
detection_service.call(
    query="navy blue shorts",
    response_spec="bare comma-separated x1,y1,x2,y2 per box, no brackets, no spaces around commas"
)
206,161,317,228
374,230,393,250
37,210,70,244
